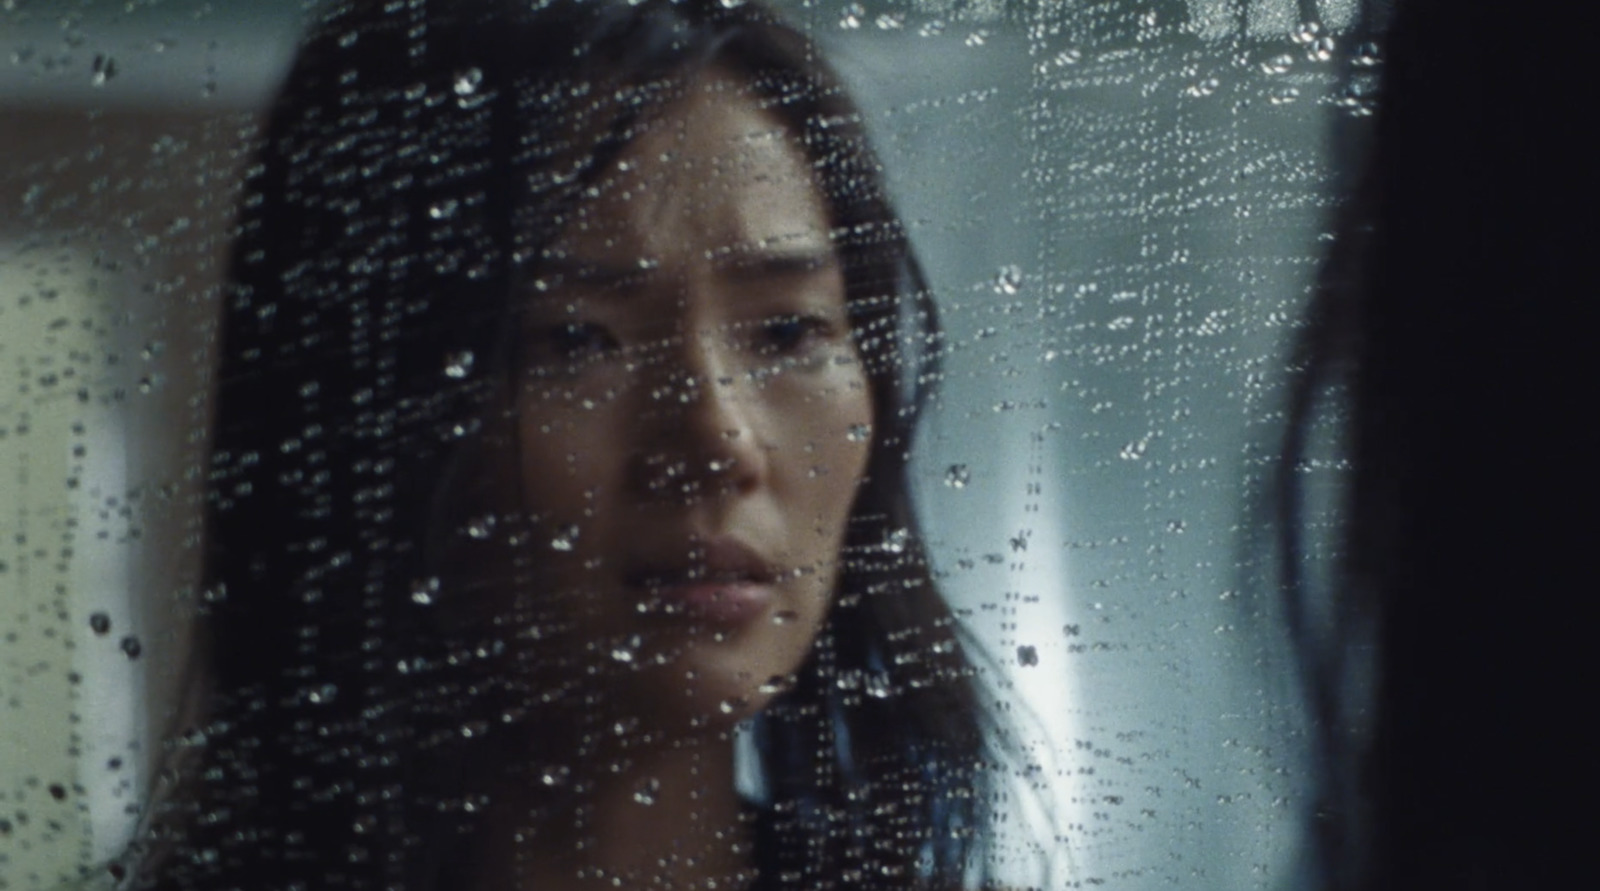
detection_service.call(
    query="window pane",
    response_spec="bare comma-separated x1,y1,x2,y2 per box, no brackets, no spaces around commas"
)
2,2,1365,888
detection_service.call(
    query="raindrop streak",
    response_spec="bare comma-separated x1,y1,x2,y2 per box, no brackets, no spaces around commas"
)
89,612,111,635
944,464,970,489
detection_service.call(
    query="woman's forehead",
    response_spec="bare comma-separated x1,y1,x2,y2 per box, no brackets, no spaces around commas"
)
548,81,833,266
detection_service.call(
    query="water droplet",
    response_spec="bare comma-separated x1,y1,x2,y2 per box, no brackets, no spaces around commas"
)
771,609,799,625
838,3,863,29
429,199,459,220
91,54,116,86
846,423,871,442
1268,86,1301,105
610,635,641,664
443,350,474,379
1016,645,1039,667
874,13,903,30
633,777,660,805
410,576,440,605
881,527,909,554
944,464,970,489
1119,437,1149,460
551,524,580,552
1166,519,1186,533
540,764,571,786
307,683,337,704
1291,21,1321,44
758,674,795,695
1353,41,1381,67
993,265,1023,295
466,514,496,540
864,673,892,698
89,612,111,635
453,67,482,96
1308,36,1336,62
1260,53,1293,75
1054,48,1082,66
120,636,142,659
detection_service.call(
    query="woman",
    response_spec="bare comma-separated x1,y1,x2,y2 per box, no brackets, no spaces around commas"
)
133,1,1005,889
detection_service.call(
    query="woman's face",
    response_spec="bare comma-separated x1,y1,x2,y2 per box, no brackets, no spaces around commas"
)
513,78,873,731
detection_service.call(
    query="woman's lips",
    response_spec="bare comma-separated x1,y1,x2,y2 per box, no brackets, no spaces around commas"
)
626,538,780,626
648,578,774,626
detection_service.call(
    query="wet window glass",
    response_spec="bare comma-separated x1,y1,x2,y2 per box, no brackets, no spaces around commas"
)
3,1,1371,889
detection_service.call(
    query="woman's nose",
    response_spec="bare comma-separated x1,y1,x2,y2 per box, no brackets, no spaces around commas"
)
629,332,766,501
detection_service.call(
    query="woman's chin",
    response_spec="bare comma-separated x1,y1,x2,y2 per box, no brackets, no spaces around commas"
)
589,650,787,737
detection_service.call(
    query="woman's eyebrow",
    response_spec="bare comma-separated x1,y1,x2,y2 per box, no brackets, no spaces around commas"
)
712,245,839,277
535,256,656,289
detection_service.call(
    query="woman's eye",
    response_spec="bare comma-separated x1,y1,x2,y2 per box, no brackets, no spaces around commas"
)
550,322,618,357
526,321,620,376
757,314,831,356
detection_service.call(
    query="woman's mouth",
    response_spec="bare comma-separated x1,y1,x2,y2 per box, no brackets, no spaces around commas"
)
625,538,781,626
643,577,774,626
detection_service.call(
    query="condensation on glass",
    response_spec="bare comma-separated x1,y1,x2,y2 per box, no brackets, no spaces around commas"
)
1,1,1369,889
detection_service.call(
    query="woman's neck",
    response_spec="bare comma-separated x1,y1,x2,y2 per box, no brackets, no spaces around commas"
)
488,727,756,891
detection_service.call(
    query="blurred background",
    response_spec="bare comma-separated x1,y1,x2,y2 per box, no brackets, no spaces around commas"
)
1,1,1373,887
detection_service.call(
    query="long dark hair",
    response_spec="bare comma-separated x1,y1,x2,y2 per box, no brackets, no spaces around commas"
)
135,2,997,888
1281,1,1586,888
